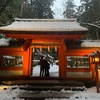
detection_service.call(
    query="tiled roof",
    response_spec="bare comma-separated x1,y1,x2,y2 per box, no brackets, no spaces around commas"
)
0,18,88,32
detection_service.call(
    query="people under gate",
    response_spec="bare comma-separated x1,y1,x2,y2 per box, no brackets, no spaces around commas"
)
39,56,50,77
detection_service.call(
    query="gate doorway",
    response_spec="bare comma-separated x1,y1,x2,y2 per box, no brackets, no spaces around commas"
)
31,46,59,77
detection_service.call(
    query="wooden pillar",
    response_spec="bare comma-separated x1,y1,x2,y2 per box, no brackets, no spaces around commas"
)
23,39,32,51
0,55,3,67
23,48,30,76
58,43,66,79
28,47,33,76
90,57,96,79
91,64,95,79
95,64,99,93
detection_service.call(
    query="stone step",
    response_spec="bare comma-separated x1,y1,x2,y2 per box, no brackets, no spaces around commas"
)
2,79,85,87
18,85,86,91
17,92,73,100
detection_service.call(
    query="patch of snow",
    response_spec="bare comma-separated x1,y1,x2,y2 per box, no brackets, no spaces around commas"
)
0,38,10,46
81,41,100,47
32,64,59,77
0,85,100,100
0,85,25,100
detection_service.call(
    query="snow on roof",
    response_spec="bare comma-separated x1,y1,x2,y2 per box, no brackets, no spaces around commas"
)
0,38,10,46
0,18,88,32
81,40,100,47
0,38,100,47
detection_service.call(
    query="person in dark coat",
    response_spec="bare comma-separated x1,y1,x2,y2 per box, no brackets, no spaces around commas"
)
39,56,45,77
44,60,50,76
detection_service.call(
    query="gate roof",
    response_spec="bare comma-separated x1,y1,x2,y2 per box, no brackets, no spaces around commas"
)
0,18,88,33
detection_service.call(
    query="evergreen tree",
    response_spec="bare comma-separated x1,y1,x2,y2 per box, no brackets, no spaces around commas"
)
0,0,24,26
79,0,100,39
0,0,54,26
63,0,76,19
21,0,54,18
0,0,11,14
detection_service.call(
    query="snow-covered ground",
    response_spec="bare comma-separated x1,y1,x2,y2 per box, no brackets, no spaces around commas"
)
0,84,100,100
32,64,59,77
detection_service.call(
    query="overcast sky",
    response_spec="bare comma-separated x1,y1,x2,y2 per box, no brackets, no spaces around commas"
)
74,0,81,6
52,0,81,19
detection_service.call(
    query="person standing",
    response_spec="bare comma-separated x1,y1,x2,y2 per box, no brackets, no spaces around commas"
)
44,60,50,76
39,56,45,77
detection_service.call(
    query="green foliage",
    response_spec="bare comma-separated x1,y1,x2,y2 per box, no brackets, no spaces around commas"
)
0,0,54,26
21,0,54,18
0,34,5,38
0,0,11,14
0,0,24,26
79,0,100,39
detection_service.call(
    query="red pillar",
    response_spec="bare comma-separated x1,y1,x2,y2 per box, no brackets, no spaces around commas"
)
58,43,66,79
28,47,33,76
23,48,30,76
90,57,96,79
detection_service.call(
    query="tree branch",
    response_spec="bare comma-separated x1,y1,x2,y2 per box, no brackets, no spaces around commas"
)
80,22,100,29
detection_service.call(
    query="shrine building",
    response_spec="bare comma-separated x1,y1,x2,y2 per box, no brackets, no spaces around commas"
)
0,18,99,80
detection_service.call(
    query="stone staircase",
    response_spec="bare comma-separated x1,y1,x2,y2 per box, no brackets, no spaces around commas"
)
17,92,73,100
2,79,86,100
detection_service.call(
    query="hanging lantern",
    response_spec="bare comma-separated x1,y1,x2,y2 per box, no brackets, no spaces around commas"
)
91,51,100,64
92,55,100,64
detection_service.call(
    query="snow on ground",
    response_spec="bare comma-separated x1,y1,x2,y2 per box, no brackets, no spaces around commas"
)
0,85,100,100
0,85,24,100
32,64,59,77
